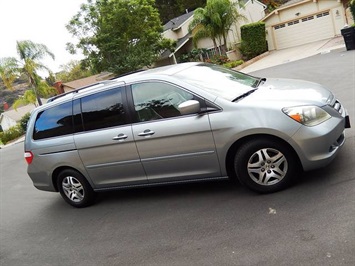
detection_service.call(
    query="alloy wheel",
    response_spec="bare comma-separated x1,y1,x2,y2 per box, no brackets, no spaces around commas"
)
247,148,288,186
62,176,85,203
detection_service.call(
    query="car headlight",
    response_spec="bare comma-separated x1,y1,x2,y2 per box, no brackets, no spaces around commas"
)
282,106,331,126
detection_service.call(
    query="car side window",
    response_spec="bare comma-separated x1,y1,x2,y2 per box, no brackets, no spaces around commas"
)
33,101,73,140
81,87,127,131
131,82,195,122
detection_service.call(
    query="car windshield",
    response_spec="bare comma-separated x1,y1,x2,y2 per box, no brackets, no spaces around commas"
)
174,64,260,101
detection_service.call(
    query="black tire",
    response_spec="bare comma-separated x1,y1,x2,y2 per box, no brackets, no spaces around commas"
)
234,138,298,193
57,169,96,208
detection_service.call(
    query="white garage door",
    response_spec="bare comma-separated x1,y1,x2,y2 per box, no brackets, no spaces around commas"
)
273,11,334,50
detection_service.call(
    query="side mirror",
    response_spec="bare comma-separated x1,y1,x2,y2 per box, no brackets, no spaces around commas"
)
178,100,200,115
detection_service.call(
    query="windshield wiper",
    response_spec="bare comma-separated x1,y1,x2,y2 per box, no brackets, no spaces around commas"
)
232,88,258,102
254,77,266,87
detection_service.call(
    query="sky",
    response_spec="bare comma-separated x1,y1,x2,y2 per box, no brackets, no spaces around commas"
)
0,0,87,76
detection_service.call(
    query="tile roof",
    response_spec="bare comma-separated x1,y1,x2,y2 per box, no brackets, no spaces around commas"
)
62,72,114,90
163,11,194,31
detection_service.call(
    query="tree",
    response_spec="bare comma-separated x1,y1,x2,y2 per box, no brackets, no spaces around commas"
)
350,0,355,24
16,40,55,105
189,0,245,54
67,0,174,75
56,60,92,83
12,90,37,110
0,57,19,91
189,6,220,52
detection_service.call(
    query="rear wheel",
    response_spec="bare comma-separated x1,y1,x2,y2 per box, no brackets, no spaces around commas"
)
57,169,96,208
234,138,298,193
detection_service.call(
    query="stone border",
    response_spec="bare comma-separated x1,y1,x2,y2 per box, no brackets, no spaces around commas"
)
233,51,270,71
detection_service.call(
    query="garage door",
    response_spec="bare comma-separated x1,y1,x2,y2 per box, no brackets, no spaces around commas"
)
273,11,334,49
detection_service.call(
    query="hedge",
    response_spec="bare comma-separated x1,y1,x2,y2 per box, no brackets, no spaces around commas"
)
0,125,24,145
240,22,268,60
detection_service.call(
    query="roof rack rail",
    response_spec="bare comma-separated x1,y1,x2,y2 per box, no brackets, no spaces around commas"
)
47,79,117,103
110,69,146,80
47,69,146,103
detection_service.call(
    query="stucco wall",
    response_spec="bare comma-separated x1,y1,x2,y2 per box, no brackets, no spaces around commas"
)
163,29,176,40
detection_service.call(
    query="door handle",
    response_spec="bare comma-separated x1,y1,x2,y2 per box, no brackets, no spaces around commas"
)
112,133,128,141
138,129,155,137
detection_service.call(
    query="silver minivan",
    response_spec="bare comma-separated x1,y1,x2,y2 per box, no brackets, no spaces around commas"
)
24,63,351,207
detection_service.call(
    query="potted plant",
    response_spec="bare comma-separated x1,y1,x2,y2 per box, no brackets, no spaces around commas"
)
226,43,242,61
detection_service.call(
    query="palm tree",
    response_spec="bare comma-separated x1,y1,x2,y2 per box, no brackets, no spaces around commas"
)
189,0,246,55
0,57,19,91
16,40,55,105
12,90,37,110
189,5,220,52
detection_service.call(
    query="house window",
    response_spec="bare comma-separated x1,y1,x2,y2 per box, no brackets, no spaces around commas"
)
317,11,330,18
274,24,285,30
301,16,314,22
206,46,222,58
287,20,299,26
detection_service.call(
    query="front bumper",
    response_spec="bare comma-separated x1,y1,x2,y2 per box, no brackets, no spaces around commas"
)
290,114,349,171
345,115,351,129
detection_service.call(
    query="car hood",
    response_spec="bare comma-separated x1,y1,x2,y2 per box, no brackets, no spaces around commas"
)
252,78,333,105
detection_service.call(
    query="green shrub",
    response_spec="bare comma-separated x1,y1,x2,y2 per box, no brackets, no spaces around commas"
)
19,112,31,132
240,22,268,60
178,48,207,63
0,125,24,145
350,0,355,23
223,60,244,68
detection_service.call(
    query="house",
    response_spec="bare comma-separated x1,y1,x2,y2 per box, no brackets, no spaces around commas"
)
54,72,115,94
0,104,35,131
195,0,267,55
157,11,195,66
262,0,349,50
156,0,267,66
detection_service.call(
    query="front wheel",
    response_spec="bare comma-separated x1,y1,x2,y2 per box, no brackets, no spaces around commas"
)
57,169,96,208
234,139,298,193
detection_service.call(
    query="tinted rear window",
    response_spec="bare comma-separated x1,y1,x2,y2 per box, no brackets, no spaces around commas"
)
33,101,73,140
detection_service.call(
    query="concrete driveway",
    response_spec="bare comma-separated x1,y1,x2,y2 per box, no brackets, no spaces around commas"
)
239,36,346,73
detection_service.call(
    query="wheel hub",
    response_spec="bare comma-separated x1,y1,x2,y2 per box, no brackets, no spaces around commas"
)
247,148,288,186
62,176,84,202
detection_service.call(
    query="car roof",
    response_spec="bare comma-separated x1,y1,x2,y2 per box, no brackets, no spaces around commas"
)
47,62,202,104
113,62,202,81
